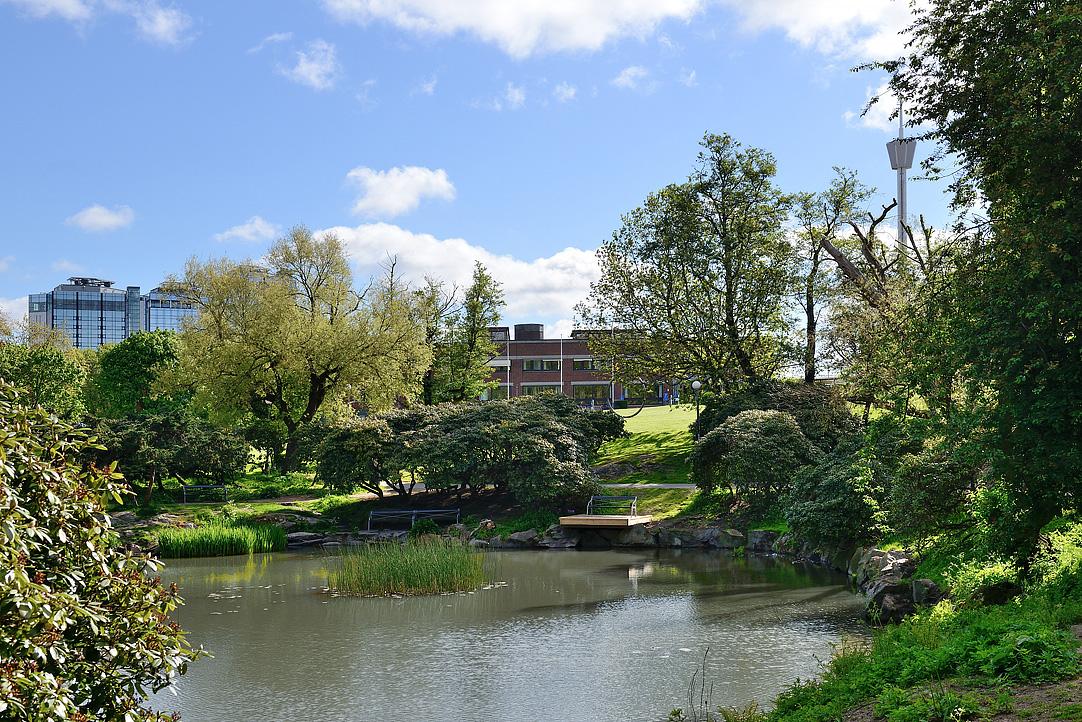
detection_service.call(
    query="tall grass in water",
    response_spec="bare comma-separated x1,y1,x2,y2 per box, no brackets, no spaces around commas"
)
157,520,287,558
328,539,487,596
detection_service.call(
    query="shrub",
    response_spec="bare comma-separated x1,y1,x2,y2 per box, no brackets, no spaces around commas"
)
156,520,287,558
327,539,487,596
0,381,200,720
315,418,396,495
690,410,819,511
408,518,440,538
696,380,858,451
786,447,887,550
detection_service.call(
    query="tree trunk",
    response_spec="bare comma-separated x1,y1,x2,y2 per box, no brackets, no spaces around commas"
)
804,282,817,384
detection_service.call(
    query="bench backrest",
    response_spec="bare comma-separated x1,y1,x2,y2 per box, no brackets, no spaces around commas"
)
367,508,461,530
586,495,638,515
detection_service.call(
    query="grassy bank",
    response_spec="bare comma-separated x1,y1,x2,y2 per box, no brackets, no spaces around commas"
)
669,519,1082,722
596,405,695,484
157,520,287,558
326,539,488,596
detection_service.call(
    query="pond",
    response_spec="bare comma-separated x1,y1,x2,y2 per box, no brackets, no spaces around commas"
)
151,549,865,722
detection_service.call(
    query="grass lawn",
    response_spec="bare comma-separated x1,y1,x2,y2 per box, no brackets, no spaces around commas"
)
595,405,696,484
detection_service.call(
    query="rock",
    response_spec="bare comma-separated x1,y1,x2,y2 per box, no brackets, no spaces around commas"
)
868,592,916,625
539,524,581,549
976,579,1022,605
110,511,140,528
321,541,342,549
506,529,539,545
471,519,496,539
468,539,490,549
747,530,779,553
865,575,911,606
612,524,653,547
285,531,325,545
912,578,944,606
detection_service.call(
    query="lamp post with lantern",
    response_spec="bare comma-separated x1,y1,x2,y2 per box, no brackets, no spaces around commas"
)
691,379,703,439
885,101,918,251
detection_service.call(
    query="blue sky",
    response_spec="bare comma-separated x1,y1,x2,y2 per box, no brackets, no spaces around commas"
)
0,0,946,335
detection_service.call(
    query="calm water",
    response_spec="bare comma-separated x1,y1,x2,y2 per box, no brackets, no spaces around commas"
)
151,549,864,722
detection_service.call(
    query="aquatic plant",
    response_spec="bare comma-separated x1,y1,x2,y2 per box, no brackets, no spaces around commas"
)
157,520,286,558
327,539,487,596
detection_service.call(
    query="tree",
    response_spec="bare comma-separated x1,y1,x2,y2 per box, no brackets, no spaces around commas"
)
873,0,1082,563
422,262,505,404
0,382,200,720
0,343,87,418
168,226,431,470
88,329,182,417
578,133,796,390
691,410,820,511
793,169,872,383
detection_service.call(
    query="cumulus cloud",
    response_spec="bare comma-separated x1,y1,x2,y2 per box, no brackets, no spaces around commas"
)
553,81,576,102
347,166,455,218
0,296,28,325
65,204,135,232
720,0,919,61
248,31,292,54
279,39,340,90
843,80,912,134
214,215,280,242
4,0,194,46
325,221,599,329
612,65,649,90
321,0,704,59
0,0,91,22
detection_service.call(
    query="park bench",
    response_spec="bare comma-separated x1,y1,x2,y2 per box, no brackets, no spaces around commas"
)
367,508,461,531
181,483,228,503
586,495,638,516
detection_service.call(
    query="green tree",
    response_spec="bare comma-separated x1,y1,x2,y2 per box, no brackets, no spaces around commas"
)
88,329,182,417
0,343,86,418
168,226,431,470
578,133,796,390
0,382,200,720
421,262,505,403
874,0,1082,563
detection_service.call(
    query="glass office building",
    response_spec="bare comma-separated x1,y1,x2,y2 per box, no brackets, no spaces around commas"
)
27,278,197,349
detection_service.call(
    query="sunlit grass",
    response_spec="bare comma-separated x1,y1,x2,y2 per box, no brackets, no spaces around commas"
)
327,539,488,596
157,520,287,558
596,406,696,484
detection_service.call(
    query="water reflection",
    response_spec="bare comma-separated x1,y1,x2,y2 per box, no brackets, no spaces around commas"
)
152,549,865,722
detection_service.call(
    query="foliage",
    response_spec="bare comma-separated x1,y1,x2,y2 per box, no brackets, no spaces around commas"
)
696,381,858,452
690,410,819,511
157,519,286,558
166,226,430,470
785,445,887,550
0,342,87,418
578,133,797,390
0,382,200,721
408,518,441,538
90,409,249,503
326,539,487,596
315,418,397,496
473,509,559,540
88,330,182,417
419,261,505,404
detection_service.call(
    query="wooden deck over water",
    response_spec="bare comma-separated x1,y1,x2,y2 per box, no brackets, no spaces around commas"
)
558,514,652,528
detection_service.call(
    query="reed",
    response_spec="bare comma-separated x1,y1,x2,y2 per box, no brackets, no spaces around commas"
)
327,539,487,596
157,520,287,558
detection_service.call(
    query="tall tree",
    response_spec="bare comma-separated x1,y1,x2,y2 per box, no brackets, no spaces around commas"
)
0,323,87,419
88,329,182,417
168,226,430,470
578,133,796,390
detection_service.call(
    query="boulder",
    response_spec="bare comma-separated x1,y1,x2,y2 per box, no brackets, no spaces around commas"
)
468,539,490,549
912,578,945,606
539,524,581,549
747,530,779,553
109,511,140,528
506,529,539,545
868,592,916,625
286,531,325,546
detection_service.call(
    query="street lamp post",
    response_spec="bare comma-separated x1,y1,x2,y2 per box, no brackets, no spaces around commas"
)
885,101,917,251
691,380,703,440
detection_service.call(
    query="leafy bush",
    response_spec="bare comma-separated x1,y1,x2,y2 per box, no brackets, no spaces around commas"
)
408,518,441,538
690,410,819,511
315,418,396,495
0,381,200,720
696,381,858,451
786,446,887,549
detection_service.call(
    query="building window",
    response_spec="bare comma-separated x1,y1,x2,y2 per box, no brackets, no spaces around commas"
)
480,386,510,401
573,358,597,371
523,359,560,371
573,384,609,400
521,384,561,396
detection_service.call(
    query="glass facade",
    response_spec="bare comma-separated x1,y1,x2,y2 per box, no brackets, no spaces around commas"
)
520,384,561,396
523,358,560,371
27,278,197,349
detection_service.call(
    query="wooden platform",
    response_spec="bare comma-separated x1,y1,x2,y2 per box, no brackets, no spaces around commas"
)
558,514,652,528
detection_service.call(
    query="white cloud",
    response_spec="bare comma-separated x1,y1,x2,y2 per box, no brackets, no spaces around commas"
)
612,65,649,90
65,204,135,232
0,296,28,324
347,165,455,218
679,68,697,87
0,0,91,22
326,222,600,327
279,39,340,90
843,80,898,133
0,256,12,273
321,0,704,59
415,75,438,95
720,0,920,61
553,81,576,103
102,0,193,47
214,215,280,243
52,258,83,273
248,31,292,54
504,82,525,110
